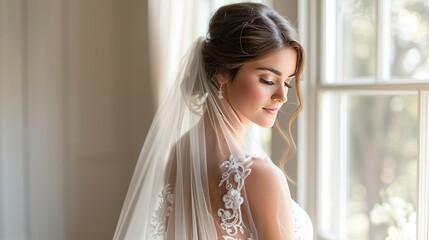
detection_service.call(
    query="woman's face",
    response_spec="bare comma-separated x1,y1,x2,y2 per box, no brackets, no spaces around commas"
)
223,47,297,128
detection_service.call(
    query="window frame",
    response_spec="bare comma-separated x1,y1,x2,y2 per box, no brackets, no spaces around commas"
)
298,0,429,239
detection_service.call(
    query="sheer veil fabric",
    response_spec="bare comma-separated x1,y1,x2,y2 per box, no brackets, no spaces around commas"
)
114,37,261,239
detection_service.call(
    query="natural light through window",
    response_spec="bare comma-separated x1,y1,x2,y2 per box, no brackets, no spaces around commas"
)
317,0,429,239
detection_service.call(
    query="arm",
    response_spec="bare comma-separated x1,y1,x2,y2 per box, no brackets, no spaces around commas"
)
245,158,295,239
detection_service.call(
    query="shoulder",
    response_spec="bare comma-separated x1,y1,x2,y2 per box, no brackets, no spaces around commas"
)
244,156,295,238
246,156,290,195
244,156,294,213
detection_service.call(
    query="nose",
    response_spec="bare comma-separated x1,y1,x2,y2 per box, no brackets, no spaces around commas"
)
272,85,288,103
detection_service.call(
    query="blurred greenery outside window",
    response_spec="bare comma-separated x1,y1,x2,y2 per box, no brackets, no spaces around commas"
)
318,0,429,239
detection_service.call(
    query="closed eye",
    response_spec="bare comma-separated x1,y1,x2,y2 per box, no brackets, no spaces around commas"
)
260,78,294,88
284,82,293,88
259,78,274,85
285,75,295,88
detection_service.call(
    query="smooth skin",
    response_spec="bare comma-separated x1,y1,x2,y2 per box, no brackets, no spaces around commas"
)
220,47,297,128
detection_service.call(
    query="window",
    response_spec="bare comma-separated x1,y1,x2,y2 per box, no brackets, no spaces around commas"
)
301,0,429,239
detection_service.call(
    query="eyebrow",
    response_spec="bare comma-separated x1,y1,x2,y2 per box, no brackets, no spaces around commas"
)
256,67,296,78
257,67,282,76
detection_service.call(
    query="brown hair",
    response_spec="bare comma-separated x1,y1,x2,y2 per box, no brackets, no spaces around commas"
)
202,2,305,171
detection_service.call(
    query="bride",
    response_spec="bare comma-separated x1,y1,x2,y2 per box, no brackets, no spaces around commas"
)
114,2,312,239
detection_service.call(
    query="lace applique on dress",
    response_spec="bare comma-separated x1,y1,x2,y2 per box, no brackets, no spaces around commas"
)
291,200,313,240
218,154,255,240
151,184,174,239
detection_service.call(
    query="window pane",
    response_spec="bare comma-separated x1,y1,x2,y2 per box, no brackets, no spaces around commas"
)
319,92,419,239
340,0,377,81
390,0,429,80
347,94,418,239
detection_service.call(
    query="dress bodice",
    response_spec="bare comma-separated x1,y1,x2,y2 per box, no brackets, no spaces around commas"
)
291,199,313,239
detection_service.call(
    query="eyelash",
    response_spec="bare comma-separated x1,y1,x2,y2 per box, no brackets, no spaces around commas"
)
259,78,293,89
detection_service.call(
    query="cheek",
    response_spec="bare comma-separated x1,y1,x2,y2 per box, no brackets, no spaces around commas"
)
234,81,266,106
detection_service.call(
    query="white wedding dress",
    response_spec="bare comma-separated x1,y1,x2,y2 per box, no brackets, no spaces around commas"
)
291,200,313,239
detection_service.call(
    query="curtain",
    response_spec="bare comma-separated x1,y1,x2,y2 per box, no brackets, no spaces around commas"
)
148,0,211,104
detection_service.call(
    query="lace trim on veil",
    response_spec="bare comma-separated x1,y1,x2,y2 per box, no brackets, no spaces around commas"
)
150,154,256,240
218,154,255,240
151,184,174,239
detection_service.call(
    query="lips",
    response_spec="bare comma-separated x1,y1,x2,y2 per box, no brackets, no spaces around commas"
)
262,107,279,114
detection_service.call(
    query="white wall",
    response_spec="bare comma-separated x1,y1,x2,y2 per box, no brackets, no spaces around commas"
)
0,0,154,239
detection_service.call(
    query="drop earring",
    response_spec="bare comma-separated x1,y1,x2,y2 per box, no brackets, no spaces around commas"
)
218,84,223,99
